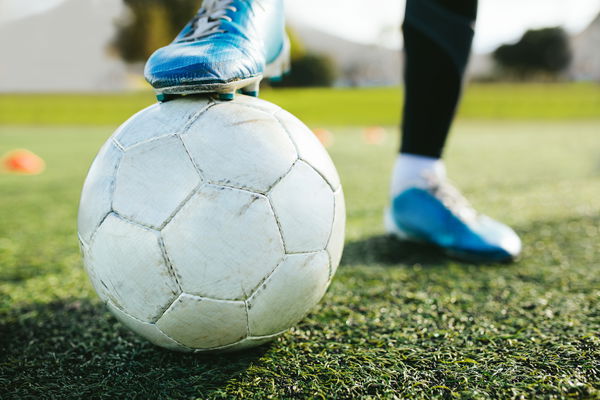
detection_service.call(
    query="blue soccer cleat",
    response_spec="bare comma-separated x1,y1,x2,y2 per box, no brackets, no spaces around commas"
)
144,0,290,101
385,177,521,263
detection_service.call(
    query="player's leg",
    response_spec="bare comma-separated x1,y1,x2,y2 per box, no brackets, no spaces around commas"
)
386,0,522,262
144,0,289,101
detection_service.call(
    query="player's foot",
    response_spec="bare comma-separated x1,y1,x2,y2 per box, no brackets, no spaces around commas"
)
144,0,289,102
385,155,521,263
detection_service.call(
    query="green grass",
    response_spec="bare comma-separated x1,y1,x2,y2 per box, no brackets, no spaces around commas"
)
1,88,599,398
1,83,599,126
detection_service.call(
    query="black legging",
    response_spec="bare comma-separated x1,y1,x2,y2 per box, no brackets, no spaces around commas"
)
400,0,478,158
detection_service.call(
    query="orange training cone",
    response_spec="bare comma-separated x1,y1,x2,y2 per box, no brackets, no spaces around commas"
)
363,126,387,145
312,128,334,148
2,149,46,175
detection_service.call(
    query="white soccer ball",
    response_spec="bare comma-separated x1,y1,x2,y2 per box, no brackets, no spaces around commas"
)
78,95,345,352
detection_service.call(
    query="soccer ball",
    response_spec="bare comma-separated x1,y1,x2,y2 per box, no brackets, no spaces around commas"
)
78,95,345,352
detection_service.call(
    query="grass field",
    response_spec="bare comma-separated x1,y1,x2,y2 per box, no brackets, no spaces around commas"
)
1,83,600,126
1,85,599,398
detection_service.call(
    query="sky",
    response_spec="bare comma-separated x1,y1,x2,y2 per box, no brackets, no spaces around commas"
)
287,0,600,52
2,0,600,53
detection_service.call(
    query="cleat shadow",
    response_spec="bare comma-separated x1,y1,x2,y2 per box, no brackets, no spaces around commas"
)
340,234,514,267
341,234,449,267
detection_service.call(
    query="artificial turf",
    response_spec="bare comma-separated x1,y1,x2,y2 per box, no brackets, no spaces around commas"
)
0,86,599,398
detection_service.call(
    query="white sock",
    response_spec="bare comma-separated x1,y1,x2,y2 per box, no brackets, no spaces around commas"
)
390,153,446,198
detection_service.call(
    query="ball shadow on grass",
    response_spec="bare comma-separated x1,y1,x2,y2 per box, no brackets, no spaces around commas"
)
0,299,270,399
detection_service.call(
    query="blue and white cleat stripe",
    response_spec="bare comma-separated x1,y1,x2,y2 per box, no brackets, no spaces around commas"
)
385,179,521,263
145,0,289,101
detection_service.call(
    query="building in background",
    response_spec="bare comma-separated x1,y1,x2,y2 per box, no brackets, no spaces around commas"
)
0,0,129,92
291,25,401,87
570,13,600,81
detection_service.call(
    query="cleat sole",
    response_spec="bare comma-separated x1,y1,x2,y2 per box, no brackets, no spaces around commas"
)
154,75,263,101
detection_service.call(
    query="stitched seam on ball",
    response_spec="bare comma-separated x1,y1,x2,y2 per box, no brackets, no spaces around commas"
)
158,184,204,231
110,210,159,232
265,193,289,254
283,249,323,256
78,233,89,251
179,100,218,136
191,338,248,353
304,157,339,193
273,111,340,193
108,299,191,350
205,183,269,200
158,235,184,294
122,132,179,152
111,137,125,151
327,188,343,248
98,214,181,322
88,212,112,247
246,256,286,305
181,100,217,133
273,110,301,160
155,325,193,350
208,181,267,195
245,254,286,306
89,143,123,245
266,159,297,195
234,102,281,116
177,135,207,181
243,300,251,337
108,144,124,226
248,329,287,340
325,188,343,279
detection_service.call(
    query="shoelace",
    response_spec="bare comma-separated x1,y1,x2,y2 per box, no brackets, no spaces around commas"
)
181,0,237,41
423,172,478,224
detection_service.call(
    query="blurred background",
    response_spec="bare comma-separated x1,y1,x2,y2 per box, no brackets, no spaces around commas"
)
0,0,599,92
0,0,598,127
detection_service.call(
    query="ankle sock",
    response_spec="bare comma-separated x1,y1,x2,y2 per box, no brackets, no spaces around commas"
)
390,153,446,197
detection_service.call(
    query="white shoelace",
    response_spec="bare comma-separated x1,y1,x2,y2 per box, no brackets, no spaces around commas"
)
182,0,237,41
423,172,478,224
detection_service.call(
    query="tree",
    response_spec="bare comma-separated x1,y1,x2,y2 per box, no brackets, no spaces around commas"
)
493,27,572,78
273,27,337,87
112,0,201,63
286,26,307,62
271,53,337,87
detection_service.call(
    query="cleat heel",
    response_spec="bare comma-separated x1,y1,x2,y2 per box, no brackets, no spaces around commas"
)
265,36,291,80
241,80,260,97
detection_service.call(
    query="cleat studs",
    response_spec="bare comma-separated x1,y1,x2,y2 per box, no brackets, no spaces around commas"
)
156,93,178,102
241,80,260,97
217,92,235,101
